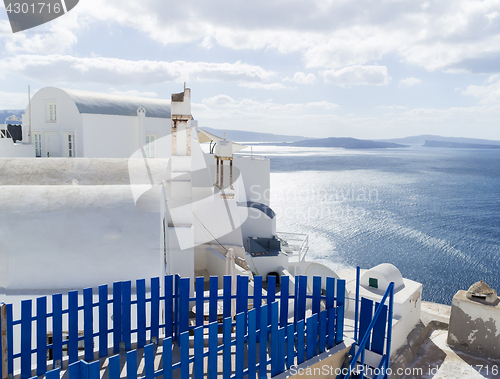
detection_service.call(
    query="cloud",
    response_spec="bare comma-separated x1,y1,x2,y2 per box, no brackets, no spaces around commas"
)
399,77,421,86
0,91,29,109
322,65,391,86
0,55,275,85
238,82,289,90
284,72,316,84
306,101,340,110
462,75,500,103
109,89,158,98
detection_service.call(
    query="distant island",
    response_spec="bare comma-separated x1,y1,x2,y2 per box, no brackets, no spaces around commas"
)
281,137,407,149
424,140,500,149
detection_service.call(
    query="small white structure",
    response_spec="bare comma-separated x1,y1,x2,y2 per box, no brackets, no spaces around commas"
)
0,87,173,158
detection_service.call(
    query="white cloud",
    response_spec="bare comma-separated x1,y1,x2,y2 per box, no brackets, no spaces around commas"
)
238,82,289,90
463,76,500,103
306,101,340,110
109,89,158,98
0,55,275,85
323,65,391,86
399,77,421,86
284,72,316,84
0,91,29,109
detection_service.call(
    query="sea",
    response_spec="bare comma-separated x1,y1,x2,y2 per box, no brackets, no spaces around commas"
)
254,145,500,305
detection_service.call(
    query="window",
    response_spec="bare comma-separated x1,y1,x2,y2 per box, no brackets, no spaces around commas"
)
369,277,378,289
33,133,41,157
67,133,75,157
145,134,157,158
46,102,57,122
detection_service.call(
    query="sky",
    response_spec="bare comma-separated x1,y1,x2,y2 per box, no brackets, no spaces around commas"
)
1,0,500,140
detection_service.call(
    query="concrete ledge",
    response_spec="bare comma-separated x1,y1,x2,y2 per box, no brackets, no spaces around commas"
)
273,338,355,379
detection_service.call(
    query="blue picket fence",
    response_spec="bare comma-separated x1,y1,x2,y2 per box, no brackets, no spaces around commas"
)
0,274,347,379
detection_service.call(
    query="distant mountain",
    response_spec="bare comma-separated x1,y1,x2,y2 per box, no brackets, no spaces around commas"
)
0,109,24,124
379,135,500,146
286,137,407,149
201,127,310,143
424,140,500,149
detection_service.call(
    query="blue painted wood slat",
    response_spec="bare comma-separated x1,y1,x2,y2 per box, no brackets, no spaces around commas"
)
179,278,190,339
20,299,31,379
248,309,257,379
223,275,231,320
280,276,289,328
68,291,78,364
278,327,285,374
109,354,120,379
306,314,318,360
194,327,204,379
297,276,307,322
122,281,132,351
52,293,63,368
98,285,108,358
208,322,218,379
359,298,374,351
180,332,189,379
36,296,47,376
136,279,146,349
150,277,160,344
312,276,321,315
112,282,122,354
235,312,244,379
83,288,94,362
126,350,137,379
253,276,262,332
209,276,218,324
164,275,173,339
45,367,60,379
267,275,275,324
319,310,327,353
335,279,346,345
296,319,305,365
270,301,279,377
195,277,204,327
326,277,335,310
259,304,268,379
6,304,13,376
145,343,155,379
371,303,388,355
286,323,295,369
162,337,173,379
223,317,232,379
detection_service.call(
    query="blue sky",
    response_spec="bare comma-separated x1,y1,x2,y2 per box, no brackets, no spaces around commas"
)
1,0,500,139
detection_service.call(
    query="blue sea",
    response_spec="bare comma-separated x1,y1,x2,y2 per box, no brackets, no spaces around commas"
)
257,145,500,305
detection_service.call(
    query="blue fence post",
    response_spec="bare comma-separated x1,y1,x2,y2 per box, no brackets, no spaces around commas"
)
248,309,257,379
258,304,268,379
144,344,155,379
36,296,47,376
150,277,160,344
386,283,394,364
52,293,63,368
270,302,279,377
98,285,108,358
208,322,218,379
122,281,132,351
278,327,285,375
306,314,318,360
223,275,232,320
162,337,173,379
209,276,218,324
112,282,122,354
312,276,321,315
223,317,232,379
45,367,60,379
286,323,295,369
194,326,204,379
267,275,275,325
109,355,120,379
164,275,173,339
296,319,305,365
195,277,204,327
235,312,245,379
253,276,262,332
68,291,78,363
237,275,248,331
20,299,32,379
359,298,374,350
179,278,190,341
174,275,181,343
327,307,336,349
126,350,137,379
137,279,146,349
280,276,289,328
335,279,345,345
180,332,189,379
83,287,94,362
319,310,327,353
326,277,335,310
371,302,388,355
297,276,307,322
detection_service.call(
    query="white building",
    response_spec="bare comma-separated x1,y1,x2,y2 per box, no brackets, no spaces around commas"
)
1,87,173,158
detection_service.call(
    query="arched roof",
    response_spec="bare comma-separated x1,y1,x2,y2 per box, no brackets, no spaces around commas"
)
59,88,171,118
